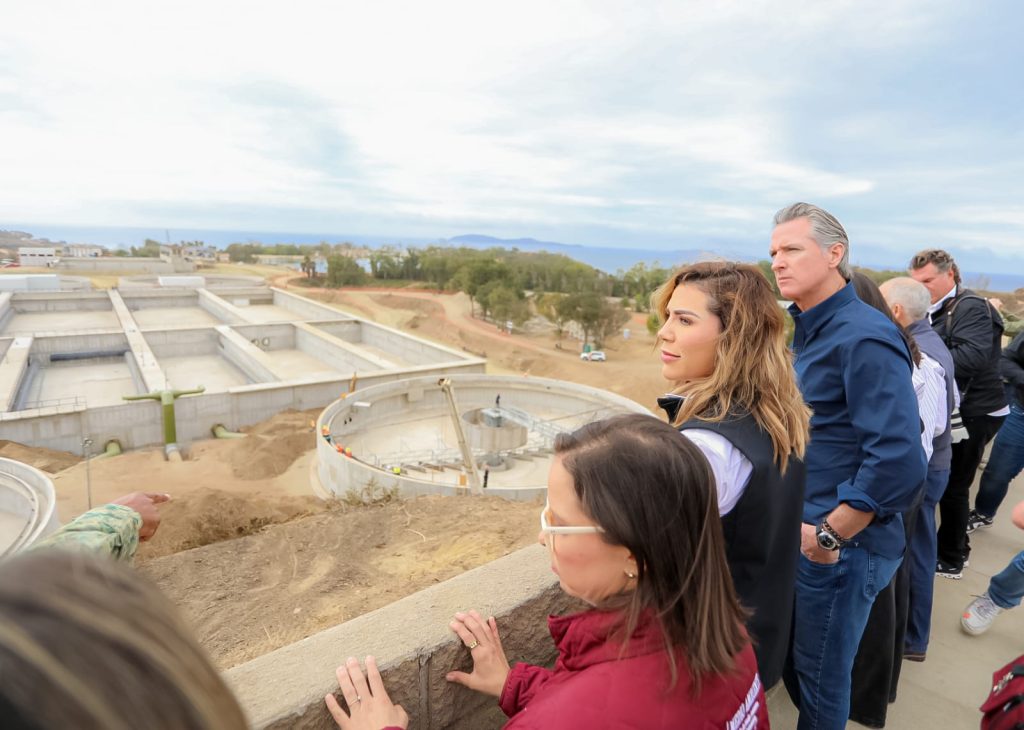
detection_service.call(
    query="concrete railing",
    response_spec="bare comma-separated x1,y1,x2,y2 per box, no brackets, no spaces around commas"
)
225,544,577,730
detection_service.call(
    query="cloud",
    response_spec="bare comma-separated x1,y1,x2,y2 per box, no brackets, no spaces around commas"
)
0,0,1021,268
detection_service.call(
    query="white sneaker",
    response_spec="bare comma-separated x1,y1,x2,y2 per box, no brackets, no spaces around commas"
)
961,593,1004,635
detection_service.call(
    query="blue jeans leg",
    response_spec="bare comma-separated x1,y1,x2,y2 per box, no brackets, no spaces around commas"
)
975,405,1024,518
905,469,949,654
788,546,902,730
988,551,1024,610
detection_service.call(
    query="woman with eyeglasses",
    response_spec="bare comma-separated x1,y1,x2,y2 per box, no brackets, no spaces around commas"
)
441,415,767,728
652,261,810,689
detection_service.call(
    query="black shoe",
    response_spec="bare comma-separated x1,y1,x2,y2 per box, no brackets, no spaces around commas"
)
903,649,926,662
936,560,963,579
966,510,994,533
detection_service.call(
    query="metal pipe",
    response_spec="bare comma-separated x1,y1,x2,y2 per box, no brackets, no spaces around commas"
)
123,386,205,450
50,350,129,362
211,424,247,439
94,440,122,459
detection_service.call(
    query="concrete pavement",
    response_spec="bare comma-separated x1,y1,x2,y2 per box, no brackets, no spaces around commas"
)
768,474,1024,729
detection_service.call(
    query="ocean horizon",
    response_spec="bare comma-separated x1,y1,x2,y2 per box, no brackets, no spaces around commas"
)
5,221,1024,293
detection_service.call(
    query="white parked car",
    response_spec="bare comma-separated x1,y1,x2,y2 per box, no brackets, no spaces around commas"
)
580,351,606,362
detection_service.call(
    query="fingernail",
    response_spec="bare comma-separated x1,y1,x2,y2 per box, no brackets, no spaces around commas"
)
347,656,356,663
445,674,453,681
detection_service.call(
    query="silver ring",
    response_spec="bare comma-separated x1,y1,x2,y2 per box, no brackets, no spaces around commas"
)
467,640,479,650
355,695,362,703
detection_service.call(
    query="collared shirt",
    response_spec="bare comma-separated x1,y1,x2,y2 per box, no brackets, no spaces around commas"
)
927,283,957,316
913,353,948,462
790,283,927,558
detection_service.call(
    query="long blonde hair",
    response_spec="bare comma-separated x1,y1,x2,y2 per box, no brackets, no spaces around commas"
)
652,261,811,472
0,550,248,730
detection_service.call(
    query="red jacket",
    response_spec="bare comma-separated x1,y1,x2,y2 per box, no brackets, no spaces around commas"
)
497,609,769,729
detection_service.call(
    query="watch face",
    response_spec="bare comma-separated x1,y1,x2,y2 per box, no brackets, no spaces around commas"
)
816,530,839,551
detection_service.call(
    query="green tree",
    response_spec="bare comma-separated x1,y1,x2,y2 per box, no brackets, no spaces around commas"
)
326,256,367,287
487,285,530,327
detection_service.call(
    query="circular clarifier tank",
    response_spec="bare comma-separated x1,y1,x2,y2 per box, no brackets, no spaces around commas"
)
0,458,60,558
314,373,651,501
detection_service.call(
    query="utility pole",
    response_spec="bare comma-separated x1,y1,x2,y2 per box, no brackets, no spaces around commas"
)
81,437,94,508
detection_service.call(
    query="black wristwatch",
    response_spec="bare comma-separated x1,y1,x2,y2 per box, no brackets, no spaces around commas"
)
815,519,849,552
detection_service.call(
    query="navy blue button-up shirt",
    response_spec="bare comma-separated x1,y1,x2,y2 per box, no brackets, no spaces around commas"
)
790,282,927,558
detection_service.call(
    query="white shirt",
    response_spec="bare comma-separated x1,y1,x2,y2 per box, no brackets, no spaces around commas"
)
681,429,754,516
927,284,957,316
913,353,948,462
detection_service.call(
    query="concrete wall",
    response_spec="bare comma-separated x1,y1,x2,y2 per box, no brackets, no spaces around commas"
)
58,257,176,273
216,327,280,384
230,324,297,352
0,337,31,411
225,544,577,730
121,292,200,311
144,328,222,358
359,321,470,367
0,293,13,332
271,287,356,321
11,292,113,313
293,324,394,373
198,289,249,324
0,359,486,453
29,332,129,361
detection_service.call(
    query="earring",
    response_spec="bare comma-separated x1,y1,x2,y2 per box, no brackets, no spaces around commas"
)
624,569,637,579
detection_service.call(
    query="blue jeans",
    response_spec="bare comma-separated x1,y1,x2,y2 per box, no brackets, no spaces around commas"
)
976,404,1024,518
905,468,950,654
784,546,902,730
989,550,1024,609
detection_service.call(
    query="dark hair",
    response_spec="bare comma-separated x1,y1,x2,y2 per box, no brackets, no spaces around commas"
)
0,550,248,730
909,248,960,285
852,272,922,366
554,414,748,694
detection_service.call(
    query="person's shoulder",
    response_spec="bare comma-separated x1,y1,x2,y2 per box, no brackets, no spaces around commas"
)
833,299,903,345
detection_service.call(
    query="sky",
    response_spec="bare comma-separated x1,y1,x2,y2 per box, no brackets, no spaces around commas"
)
1,1,1023,270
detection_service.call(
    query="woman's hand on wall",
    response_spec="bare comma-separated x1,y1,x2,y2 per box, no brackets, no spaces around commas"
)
325,656,408,730
446,610,511,697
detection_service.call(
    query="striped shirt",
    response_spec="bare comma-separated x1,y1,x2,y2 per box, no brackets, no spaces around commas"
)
913,352,948,463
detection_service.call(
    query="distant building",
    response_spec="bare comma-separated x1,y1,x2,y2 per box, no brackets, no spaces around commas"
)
17,247,59,267
160,244,216,263
61,244,104,258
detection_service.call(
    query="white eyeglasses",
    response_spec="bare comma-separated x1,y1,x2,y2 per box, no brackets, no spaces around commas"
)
539,499,604,536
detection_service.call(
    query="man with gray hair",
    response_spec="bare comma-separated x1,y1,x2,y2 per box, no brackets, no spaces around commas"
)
878,277,956,664
772,203,926,730
910,249,1005,579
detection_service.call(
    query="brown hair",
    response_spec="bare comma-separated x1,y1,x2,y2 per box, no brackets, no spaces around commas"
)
0,550,248,730
651,261,810,472
554,414,748,694
851,272,922,366
909,248,961,285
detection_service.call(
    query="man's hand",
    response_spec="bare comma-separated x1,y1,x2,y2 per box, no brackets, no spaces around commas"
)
800,523,840,565
110,492,170,541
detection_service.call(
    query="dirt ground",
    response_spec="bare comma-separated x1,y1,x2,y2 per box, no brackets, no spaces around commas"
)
10,268,668,667
136,492,540,668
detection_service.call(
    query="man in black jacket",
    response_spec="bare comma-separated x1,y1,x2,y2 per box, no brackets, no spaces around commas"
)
970,332,1024,528
910,249,1006,579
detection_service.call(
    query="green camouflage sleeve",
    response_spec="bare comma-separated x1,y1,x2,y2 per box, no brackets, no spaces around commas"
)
30,504,143,561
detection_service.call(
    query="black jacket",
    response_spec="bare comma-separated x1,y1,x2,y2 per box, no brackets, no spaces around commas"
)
659,396,805,689
1000,331,1024,408
929,287,1006,417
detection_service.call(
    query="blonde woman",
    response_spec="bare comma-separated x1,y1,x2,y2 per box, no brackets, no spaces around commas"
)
653,260,811,689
